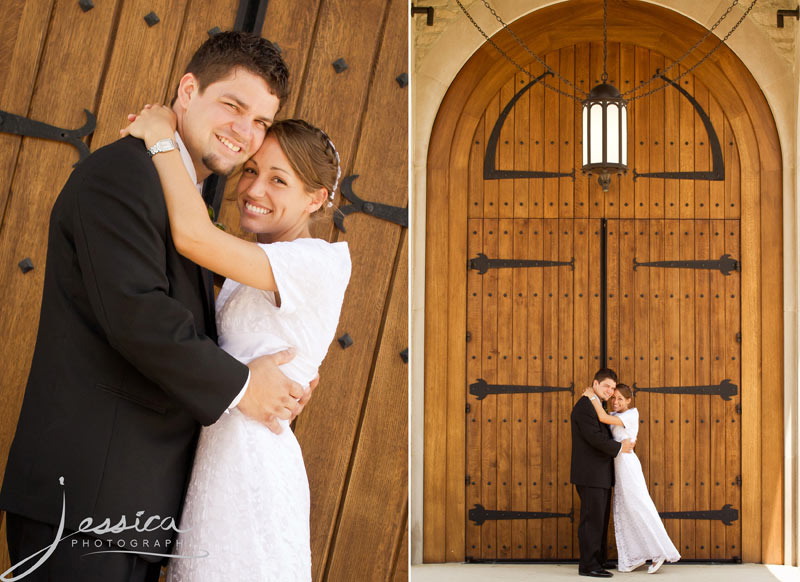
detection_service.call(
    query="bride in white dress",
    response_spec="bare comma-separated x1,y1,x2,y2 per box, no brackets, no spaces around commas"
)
582,384,680,574
124,107,350,581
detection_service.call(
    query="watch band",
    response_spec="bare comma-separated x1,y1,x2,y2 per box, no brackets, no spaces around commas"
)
147,138,178,158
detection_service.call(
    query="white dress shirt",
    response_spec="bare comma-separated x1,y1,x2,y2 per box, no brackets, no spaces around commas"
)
174,132,249,412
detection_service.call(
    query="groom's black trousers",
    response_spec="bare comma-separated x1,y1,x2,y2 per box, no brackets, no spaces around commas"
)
575,485,612,572
5,513,162,582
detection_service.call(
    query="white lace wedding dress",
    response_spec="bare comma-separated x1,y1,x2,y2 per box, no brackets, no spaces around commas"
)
611,408,681,572
166,238,350,582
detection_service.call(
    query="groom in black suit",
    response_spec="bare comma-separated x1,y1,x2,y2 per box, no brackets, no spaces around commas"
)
571,368,634,577
1,32,304,582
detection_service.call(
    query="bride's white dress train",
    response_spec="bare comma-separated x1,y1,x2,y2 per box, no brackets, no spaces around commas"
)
611,408,680,572
167,238,350,582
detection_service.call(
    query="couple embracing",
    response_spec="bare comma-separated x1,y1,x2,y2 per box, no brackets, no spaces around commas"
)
571,368,681,576
1,31,349,582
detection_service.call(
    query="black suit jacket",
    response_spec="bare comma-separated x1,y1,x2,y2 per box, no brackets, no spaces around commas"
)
570,396,622,488
0,136,249,553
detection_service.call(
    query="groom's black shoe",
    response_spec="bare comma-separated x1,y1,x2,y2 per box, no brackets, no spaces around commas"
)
579,568,614,577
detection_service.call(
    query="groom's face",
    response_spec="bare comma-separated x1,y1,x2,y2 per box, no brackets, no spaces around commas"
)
592,378,616,401
177,68,280,179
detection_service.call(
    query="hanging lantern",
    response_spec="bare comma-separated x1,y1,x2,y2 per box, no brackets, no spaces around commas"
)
582,82,628,192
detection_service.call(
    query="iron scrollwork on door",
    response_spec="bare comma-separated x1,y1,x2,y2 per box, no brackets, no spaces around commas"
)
0,109,96,163
483,71,575,182
633,74,725,182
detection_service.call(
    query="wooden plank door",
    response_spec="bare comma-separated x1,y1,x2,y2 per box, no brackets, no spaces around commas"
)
465,218,604,561
606,218,742,561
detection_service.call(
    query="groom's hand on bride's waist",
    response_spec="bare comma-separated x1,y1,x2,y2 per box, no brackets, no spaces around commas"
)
621,438,636,454
239,348,304,434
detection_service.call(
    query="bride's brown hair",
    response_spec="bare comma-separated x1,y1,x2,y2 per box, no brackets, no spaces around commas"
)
615,383,633,404
267,119,340,219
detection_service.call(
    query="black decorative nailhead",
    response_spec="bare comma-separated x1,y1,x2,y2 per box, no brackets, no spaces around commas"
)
400,348,409,363
144,11,160,27
332,58,348,73
78,0,94,11
18,258,34,274
337,333,353,349
396,72,409,88
207,26,222,37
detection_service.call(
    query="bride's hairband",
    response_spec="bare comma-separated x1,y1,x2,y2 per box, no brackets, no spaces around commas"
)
324,135,341,208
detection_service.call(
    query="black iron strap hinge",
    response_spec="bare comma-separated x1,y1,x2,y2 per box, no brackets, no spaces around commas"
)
334,175,407,233
0,109,96,164
659,504,738,526
470,379,574,400
633,254,739,275
632,379,738,401
469,504,573,526
469,253,575,275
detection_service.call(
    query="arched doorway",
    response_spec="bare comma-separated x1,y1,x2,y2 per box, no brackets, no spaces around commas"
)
423,0,783,564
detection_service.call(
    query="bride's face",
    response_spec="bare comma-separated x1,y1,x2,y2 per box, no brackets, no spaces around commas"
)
610,389,630,412
235,136,324,241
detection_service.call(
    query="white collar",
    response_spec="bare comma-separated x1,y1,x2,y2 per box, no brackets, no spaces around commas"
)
174,131,202,194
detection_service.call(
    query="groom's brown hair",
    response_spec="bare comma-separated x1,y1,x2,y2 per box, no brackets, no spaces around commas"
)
176,31,289,107
593,367,617,384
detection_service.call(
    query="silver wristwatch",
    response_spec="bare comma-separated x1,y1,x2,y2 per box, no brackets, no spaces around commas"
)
146,138,178,157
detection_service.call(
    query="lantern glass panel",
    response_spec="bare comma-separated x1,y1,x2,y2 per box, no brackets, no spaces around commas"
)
582,106,588,166
621,105,628,165
590,103,603,164
607,104,619,164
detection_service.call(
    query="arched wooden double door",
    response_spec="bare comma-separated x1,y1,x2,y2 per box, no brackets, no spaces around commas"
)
424,0,783,565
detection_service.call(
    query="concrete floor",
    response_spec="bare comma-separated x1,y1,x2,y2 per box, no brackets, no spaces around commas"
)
410,563,800,582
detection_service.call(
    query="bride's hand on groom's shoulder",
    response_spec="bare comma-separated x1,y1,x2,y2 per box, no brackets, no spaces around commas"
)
240,348,305,434
119,103,177,147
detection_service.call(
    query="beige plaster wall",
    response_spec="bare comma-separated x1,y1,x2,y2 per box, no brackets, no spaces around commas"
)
410,0,800,566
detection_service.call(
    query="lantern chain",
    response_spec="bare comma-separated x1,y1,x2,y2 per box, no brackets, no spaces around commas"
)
602,0,608,83
456,0,758,103
625,0,758,102
455,0,586,102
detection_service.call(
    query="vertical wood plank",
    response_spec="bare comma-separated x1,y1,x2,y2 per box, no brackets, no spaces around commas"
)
694,219,711,560
541,219,558,558
496,219,514,558
634,221,650,482
0,0,54,225
679,220,696,558
511,219,528,558
709,218,727,560
574,43,590,219
543,52,559,218
648,220,666,514
480,217,498,559
631,46,648,219
663,219,682,548
324,237,408,581
498,78,515,219
514,73,530,219
648,52,665,220
559,47,575,218
468,116,486,219
664,60,680,221
527,219,544,559
466,218,483,559
557,220,574,558
725,220,743,560
678,70,695,220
